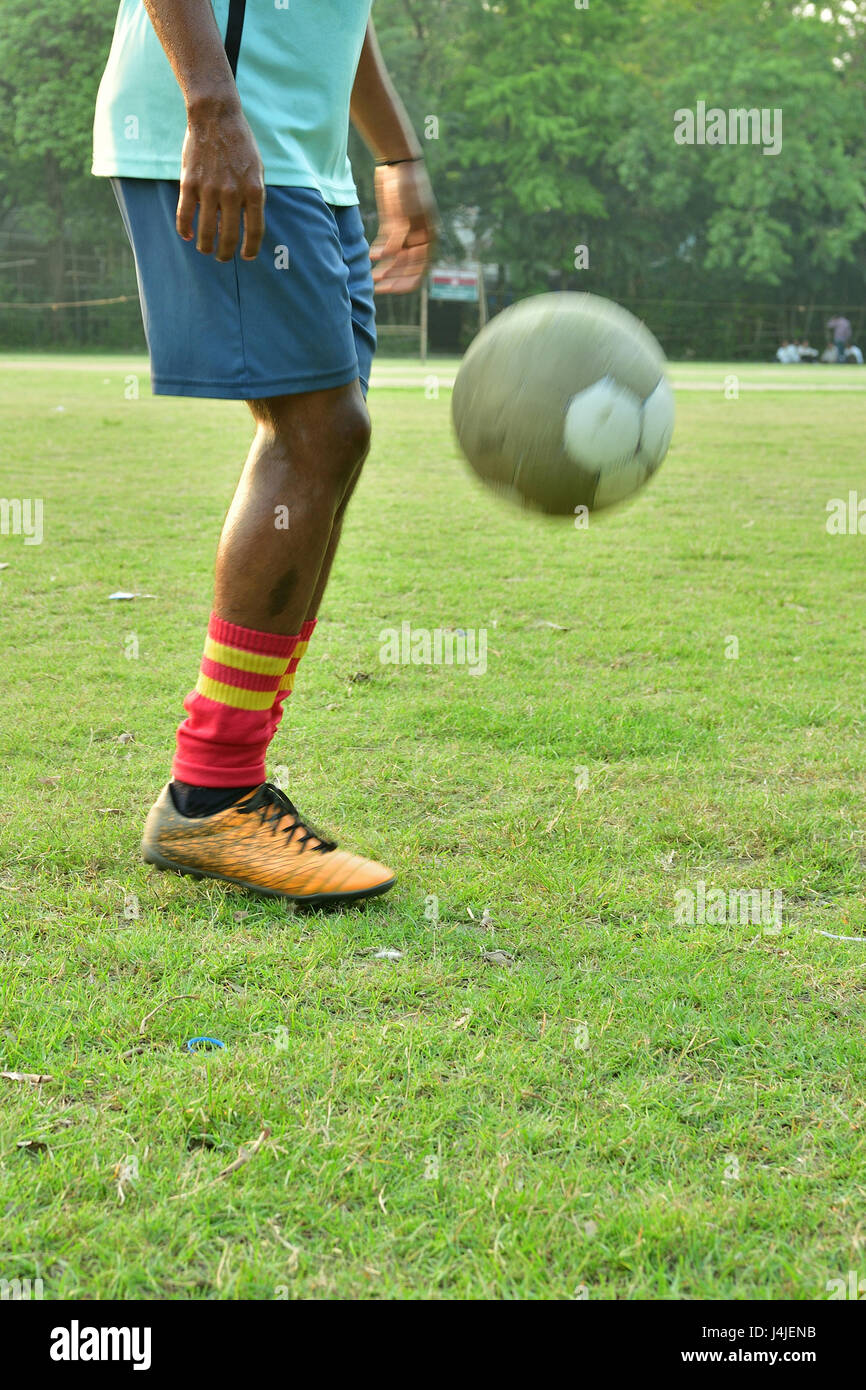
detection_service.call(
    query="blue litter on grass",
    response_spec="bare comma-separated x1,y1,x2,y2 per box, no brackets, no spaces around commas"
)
185,1036,226,1052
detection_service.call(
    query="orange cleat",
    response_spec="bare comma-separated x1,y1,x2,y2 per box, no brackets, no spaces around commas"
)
142,782,395,904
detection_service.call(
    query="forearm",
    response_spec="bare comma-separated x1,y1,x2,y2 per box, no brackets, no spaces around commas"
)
350,20,422,163
141,1,263,260
142,0,240,116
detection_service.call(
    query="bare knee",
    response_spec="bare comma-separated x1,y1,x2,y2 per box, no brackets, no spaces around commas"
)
329,395,371,483
248,386,371,494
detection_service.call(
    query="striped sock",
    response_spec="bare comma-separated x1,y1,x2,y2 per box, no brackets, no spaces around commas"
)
268,617,317,739
172,613,299,788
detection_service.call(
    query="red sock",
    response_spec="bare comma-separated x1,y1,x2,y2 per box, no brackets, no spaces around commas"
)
172,614,299,788
268,617,317,739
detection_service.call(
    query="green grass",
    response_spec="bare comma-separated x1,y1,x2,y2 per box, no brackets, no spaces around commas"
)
1,356,865,1300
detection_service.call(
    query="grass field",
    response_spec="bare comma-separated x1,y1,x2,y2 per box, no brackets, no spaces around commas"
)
1,355,865,1300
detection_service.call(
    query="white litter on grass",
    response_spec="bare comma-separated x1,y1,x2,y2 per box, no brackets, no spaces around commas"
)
0,563,9,570
373,948,403,961
108,591,157,601
814,930,866,943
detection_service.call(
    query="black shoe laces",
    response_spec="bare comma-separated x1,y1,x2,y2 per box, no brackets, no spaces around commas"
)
235,783,336,853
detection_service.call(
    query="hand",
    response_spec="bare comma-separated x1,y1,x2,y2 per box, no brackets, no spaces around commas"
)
176,100,265,262
369,159,437,294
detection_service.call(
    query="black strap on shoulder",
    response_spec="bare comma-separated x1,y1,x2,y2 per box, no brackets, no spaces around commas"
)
224,0,247,77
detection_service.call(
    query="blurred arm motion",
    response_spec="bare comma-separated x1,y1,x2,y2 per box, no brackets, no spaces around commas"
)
351,20,438,293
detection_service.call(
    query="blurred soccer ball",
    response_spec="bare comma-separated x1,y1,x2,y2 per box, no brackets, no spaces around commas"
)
451,291,674,516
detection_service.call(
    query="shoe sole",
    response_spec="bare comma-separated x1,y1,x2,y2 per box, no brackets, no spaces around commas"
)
142,844,395,905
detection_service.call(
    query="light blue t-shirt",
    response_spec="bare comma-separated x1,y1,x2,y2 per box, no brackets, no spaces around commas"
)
93,0,372,203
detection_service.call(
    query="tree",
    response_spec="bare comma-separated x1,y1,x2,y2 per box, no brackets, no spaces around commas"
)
0,1,126,342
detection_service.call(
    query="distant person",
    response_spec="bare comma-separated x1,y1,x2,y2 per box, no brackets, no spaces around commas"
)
826,314,852,363
798,339,818,361
820,344,838,363
776,339,798,363
845,344,863,365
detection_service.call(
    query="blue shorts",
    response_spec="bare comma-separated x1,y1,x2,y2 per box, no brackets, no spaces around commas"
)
111,179,376,400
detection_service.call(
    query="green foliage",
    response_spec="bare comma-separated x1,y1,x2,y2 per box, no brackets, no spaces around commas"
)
1,0,865,347
612,0,866,287
0,1,129,332
371,0,866,301
0,2,116,171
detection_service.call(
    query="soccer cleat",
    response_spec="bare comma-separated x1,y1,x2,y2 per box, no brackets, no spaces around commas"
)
141,782,395,904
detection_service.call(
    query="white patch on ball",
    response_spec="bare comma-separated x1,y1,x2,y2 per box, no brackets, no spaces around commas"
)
637,376,675,470
563,375,642,473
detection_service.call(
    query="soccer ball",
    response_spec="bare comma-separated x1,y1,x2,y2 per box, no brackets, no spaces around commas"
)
451,291,674,516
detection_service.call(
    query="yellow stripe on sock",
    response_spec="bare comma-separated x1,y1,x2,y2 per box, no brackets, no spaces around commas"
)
277,639,310,691
204,637,288,677
195,674,276,710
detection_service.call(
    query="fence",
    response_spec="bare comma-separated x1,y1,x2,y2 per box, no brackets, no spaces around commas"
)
0,229,860,361
0,231,143,351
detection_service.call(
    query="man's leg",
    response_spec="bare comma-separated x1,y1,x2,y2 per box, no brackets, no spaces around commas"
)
215,380,370,634
142,379,395,902
304,443,369,619
267,434,369,739
172,379,369,798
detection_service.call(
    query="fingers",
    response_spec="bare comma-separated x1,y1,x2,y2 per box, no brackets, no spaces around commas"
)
240,183,265,260
369,224,406,265
372,236,433,294
371,161,437,292
372,212,435,293
176,181,197,242
215,197,240,263
176,184,265,262
196,188,219,255
370,218,419,290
